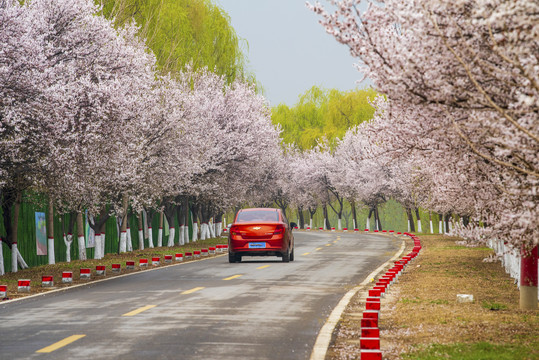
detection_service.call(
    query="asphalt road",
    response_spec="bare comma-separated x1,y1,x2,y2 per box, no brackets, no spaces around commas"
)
0,231,400,360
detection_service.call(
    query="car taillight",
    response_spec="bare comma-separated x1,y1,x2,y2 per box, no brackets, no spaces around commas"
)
273,225,285,235
230,226,240,236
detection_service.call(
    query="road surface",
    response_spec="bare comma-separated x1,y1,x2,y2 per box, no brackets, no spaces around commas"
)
0,231,399,360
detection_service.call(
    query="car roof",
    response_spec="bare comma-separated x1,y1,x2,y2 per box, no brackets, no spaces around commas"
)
239,208,279,212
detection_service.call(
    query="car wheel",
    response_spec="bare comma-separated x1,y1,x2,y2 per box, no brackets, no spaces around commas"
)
282,249,290,263
228,253,236,263
290,247,295,261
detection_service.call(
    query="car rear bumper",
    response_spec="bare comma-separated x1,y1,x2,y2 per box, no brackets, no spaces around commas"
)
228,238,287,254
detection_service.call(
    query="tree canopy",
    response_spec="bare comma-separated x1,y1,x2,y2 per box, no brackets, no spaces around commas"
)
272,86,378,150
97,0,252,83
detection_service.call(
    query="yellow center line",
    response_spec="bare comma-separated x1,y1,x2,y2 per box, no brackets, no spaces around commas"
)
315,247,323,251
223,274,242,281
122,305,157,317
325,243,332,247
257,265,271,270
181,287,205,295
36,335,86,353
302,252,311,256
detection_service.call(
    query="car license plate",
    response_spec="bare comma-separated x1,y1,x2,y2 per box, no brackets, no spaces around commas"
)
248,242,266,249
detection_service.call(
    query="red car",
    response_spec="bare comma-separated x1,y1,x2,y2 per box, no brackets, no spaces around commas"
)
228,208,296,263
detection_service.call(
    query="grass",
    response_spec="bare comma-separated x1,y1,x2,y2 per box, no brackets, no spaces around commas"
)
327,234,539,360
0,237,227,300
402,342,538,360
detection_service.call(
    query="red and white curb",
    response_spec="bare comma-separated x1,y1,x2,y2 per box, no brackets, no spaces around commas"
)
310,232,421,360
18,279,31,293
42,275,54,287
80,268,91,280
358,232,421,360
1,247,227,304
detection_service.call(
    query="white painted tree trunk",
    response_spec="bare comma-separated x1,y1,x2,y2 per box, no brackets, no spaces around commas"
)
167,227,175,247
0,239,4,275
48,237,55,265
407,219,411,232
93,234,101,260
449,220,453,232
138,229,144,250
157,227,163,247
366,217,370,231
209,221,216,238
353,219,356,230
192,223,198,242
119,231,127,253
216,222,222,236
375,219,379,231
309,218,313,229
148,227,154,248
12,243,18,272
200,223,207,240
430,220,434,234
179,225,185,245
439,220,443,234
77,235,86,260
15,245,28,270
444,220,448,234
417,220,422,233
338,218,342,230
126,227,133,251
323,218,327,230
101,233,106,259
183,225,190,244
64,234,73,262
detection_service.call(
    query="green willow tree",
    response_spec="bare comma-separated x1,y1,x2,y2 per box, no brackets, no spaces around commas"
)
272,86,377,150
97,0,254,84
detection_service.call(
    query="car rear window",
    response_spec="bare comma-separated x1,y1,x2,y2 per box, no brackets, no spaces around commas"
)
236,210,279,223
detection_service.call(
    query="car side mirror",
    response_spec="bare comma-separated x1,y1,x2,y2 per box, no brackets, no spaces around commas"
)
290,222,297,229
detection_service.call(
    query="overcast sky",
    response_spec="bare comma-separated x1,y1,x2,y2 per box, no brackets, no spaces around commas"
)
215,0,370,107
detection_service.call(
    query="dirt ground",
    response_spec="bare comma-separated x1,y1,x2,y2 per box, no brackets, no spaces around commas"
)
328,234,539,360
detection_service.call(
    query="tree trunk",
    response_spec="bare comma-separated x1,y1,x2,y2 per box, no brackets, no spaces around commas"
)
520,246,538,310
164,202,176,247
46,198,55,264
322,204,331,230
351,200,358,230
298,206,305,229
158,211,164,247
146,209,155,248
138,212,144,250
215,213,223,236
414,208,422,233
11,192,27,272
429,212,434,234
438,213,443,234
374,204,382,231
119,196,129,253
76,212,86,260
190,202,200,242
444,213,451,233
0,238,3,275
99,219,107,259
406,207,415,232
